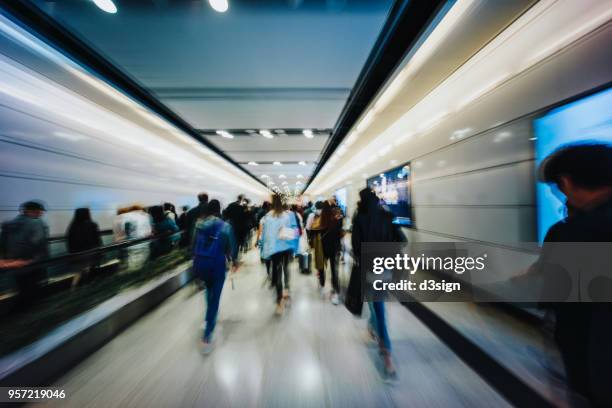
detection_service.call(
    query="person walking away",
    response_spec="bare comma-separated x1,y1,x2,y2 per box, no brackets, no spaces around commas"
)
0,200,49,307
352,187,405,378
150,205,179,257
193,199,238,354
177,205,190,230
535,143,612,407
182,193,208,248
223,194,249,255
66,208,102,286
311,202,342,305
260,194,294,315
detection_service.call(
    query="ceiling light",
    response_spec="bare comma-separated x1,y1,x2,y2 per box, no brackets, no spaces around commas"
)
208,0,229,13
92,0,117,13
303,129,314,138
279,174,286,179
261,174,269,178
298,161,306,166
247,161,258,166
296,174,303,179
273,161,282,166
216,130,234,139
282,181,288,185
296,181,302,185
275,129,286,134
260,130,274,139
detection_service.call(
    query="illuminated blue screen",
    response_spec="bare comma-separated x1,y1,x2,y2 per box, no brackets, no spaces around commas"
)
534,87,612,242
367,163,413,227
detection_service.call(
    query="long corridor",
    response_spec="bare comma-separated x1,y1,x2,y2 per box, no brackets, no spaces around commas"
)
37,251,508,408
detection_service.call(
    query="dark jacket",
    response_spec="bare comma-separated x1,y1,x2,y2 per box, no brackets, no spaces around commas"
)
223,201,248,238
351,196,405,260
182,202,208,246
152,218,179,255
0,215,49,260
67,220,102,253
539,198,612,405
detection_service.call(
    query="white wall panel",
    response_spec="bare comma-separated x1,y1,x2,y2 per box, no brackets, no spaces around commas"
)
411,120,533,182
413,206,535,244
413,160,535,206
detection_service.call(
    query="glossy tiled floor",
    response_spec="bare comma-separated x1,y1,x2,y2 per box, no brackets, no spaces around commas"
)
38,250,509,408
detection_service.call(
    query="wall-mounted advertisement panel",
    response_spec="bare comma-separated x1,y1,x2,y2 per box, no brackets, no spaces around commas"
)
534,86,612,243
367,163,414,227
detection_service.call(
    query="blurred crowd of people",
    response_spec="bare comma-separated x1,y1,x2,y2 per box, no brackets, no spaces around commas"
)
0,189,401,378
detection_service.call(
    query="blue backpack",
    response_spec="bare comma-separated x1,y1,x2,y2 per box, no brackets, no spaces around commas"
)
194,220,225,270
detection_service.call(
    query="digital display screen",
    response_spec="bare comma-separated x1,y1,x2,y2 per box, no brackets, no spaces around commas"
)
534,86,612,242
367,163,414,227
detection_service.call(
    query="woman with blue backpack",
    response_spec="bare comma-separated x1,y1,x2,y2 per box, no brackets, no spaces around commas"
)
192,199,239,354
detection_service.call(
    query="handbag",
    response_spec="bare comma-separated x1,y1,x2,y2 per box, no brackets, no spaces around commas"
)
344,262,363,316
278,226,297,240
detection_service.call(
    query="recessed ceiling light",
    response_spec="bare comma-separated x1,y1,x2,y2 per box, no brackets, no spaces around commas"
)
303,129,314,138
216,130,234,139
298,161,306,166
261,174,269,178
247,161,258,166
296,181,303,185
296,174,303,179
273,161,282,166
282,181,288,185
208,0,229,13
260,130,274,139
92,0,117,13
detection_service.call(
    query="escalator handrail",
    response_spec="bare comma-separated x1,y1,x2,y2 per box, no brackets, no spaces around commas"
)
1,230,185,275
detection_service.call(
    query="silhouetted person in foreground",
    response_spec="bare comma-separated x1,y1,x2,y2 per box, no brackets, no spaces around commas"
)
0,201,49,306
537,142,612,407
351,188,405,379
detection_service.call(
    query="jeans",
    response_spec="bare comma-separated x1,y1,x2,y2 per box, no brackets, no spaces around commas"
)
318,252,339,293
369,302,391,352
194,261,226,341
271,250,292,303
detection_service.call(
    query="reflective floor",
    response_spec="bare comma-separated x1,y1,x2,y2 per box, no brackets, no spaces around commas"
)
36,250,509,408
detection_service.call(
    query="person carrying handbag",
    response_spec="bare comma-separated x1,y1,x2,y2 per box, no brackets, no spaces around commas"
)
259,195,294,315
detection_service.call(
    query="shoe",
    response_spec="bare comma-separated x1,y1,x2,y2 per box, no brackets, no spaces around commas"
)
331,293,340,305
382,351,397,380
200,339,214,355
275,303,284,316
